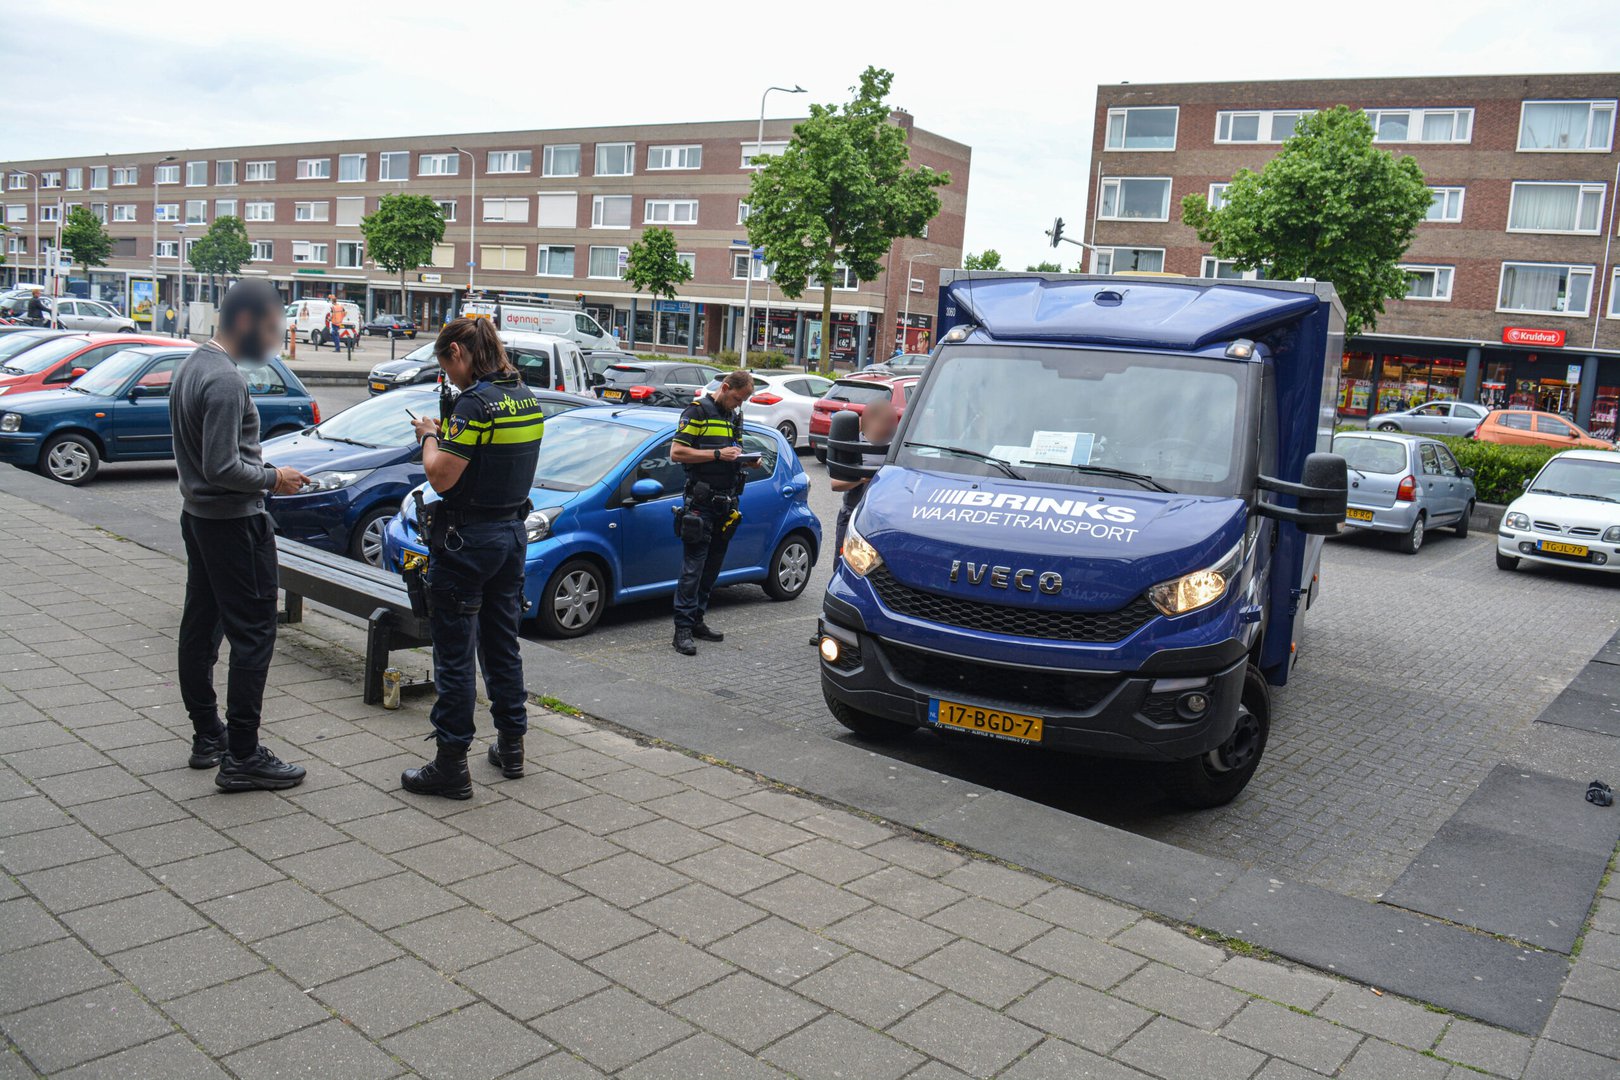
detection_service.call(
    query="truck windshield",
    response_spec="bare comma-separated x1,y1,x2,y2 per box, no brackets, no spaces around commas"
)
896,346,1251,496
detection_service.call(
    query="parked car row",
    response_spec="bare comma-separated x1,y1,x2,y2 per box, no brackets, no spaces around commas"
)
0,294,136,332
1367,399,1615,449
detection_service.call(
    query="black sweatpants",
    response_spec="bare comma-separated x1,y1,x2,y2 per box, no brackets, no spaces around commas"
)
178,513,280,758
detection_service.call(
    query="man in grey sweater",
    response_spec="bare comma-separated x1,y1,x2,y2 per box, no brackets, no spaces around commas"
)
171,279,310,791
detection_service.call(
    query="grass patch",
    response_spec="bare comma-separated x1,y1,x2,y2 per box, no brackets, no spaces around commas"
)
537,695,582,717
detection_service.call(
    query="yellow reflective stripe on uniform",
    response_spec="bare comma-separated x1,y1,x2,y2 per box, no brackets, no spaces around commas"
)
486,420,545,444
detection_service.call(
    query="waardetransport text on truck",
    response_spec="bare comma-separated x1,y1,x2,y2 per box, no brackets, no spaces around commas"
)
817,272,1350,808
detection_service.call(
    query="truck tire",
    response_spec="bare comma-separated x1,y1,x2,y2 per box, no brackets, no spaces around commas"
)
825,690,911,742
1164,666,1269,809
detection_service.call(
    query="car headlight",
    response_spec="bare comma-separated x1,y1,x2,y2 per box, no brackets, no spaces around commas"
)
396,368,423,382
1505,511,1530,531
298,469,369,493
1603,526,1620,543
843,516,883,577
525,506,563,542
0,413,19,432
1147,541,1242,617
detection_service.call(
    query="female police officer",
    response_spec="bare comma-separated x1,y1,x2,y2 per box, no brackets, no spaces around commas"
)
403,318,544,799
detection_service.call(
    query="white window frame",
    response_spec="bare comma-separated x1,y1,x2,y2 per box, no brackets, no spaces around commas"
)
1506,181,1606,235
335,240,365,269
156,239,180,259
809,263,859,291
647,144,703,170
243,201,274,222
1609,267,1620,319
337,153,366,183
486,150,532,174
1400,265,1454,301
39,204,61,224
482,197,529,223
4,204,26,224
1104,106,1180,151
112,166,139,186
294,201,330,223
741,141,788,169
249,240,272,262
592,194,632,229
335,197,364,227
1200,256,1266,280
41,171,62,189
67,168,85,191
1214,109,1314,144
676,251,696,273
737,201,751,224
536,191,578,229
1097,176,1173,222
215,160,237,186
1425,186,1465,223
732,252,769,281
90,166,109,190
1517,99,1617,153
643,198,698,225
244,160,276,182
593,142,634,177
429,243,455,268
184,200,207,225
297,158,331,180
433,198,457,222
1091,246,1166,275
1364,108,1475,144
542,144,580,178
379,151,410,181
588,245,627,280
1496,261,1595,317
418,153,458,177
292,241,329,265
536,244,576,277
480,245,528,272
6,173,25,190
214,199,237,219
185,161,206,187
1207,182,1230,211
90,202,109,223
154,203,179,222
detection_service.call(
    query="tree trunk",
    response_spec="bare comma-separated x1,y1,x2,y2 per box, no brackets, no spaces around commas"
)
821,277,834,373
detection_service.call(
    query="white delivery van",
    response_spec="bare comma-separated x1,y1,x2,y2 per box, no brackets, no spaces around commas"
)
462,301,616,352
286,299,361,344
500,331,594,396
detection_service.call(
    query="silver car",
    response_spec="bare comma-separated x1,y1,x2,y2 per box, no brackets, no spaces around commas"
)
1333,432,1477,554
1366,399,1487,436
52,298,135,333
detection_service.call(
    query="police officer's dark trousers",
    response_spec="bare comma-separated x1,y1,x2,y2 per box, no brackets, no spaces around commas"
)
427,520,529,749
674,506,733,630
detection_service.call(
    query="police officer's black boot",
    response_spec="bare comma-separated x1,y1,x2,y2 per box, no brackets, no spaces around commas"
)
673,628,697,656
401,744,473,800
692,623,724,642
486,732,524,779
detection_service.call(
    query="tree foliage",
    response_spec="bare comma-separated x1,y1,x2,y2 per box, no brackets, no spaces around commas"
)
746,66,949,360
962,249,1003,271
624,226,693,303
1025,260,1064,273
60,207,112,275
361,194,446,279
189,216,253,298
1180,106,1430,336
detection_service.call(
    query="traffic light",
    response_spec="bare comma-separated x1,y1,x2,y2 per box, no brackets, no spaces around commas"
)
1047,217,1064,248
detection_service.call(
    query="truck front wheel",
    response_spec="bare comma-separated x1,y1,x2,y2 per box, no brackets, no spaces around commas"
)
1165,666,1270,809
825,690,911,742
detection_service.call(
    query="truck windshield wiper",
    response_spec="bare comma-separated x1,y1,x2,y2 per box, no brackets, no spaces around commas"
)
1039,462,1176,493
903,441,1024,480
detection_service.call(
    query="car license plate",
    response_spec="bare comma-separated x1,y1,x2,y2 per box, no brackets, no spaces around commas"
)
1346,508,1375,522
1539,540,1589,557
929,699,1042,744
603,388,626,401
370,381,388,393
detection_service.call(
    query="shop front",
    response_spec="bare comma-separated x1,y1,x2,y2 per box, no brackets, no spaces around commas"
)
895,312,933,354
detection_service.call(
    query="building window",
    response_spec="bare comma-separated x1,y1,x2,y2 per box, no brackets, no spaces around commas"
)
1401,265,1454,301
647,144,702,170
1200,256,1266,280
593,142,634,177
336,241,364,268
1207,183,1230,210
1215,110,1312,143
643,198,698,225
90,203,109,223
215,160,237,186
1092,247,1165,274
1425,186,1465,223
293,241,328,264
592,195,632,228
737,201,751,224
336,153,366,183
5,236,24,256
156,239,179,259
6,173,25,190
809,264,858,291
297,158,332,180
42,171,61,188
487,150,532,174
245,160,276,182
155,203,179,222
537,192,577,228
379,151,410,181
433,198,456,222
66,168,83,191
1507,182,1604,234
1098,177,1172,221
418,153,458,176
214,199,237,218
4,204,25,223
480,245,527,272
244,201,274,222
429,243,455,268
336,197,364,226
536,245,575,277
186,161,207,186
39,204,60,224
732,252,770,281
542,144,580,177
677,252,696,273
185,200,206,224
1518,100,1616,152
250,240,272,262
1364,108,1474,143
482,197,529,223
1105,107,1179,151
1497,262,1594,316
1610,268,1620,319
741,141,788,168
90,166,109,190
295,201,330,222
183,237,200,258
112,166,139,186
588,245,626,279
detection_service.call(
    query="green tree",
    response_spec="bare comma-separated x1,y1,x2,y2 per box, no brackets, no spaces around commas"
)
188,216,253,302
1180,106,1430,336
623,226,693,348
747,66,949,365
1025,260,1064,273
361,193,446,320
60,206,112,280
962,249,1003,271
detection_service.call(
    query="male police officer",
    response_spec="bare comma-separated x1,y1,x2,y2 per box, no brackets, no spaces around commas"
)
669,369,754,655
404,318,544,798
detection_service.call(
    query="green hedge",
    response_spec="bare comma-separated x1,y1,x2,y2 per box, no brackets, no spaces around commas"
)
1435,437,1561,504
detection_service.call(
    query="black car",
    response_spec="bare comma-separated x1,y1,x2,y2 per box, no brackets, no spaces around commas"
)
595,360,722,407
582,349,637,386
361,313,418,339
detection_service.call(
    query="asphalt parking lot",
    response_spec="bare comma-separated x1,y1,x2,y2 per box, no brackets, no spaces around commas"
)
47,383,1620,901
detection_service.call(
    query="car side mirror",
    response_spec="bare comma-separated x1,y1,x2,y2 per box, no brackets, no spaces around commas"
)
70,367,87,378
628,478,664,502
1461,467,1475,479
128,384,164,400
1255,452,1348,536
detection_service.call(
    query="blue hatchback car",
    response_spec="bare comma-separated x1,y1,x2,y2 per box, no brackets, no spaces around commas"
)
265,384,592,564
0,346,314,485
382,404,822,637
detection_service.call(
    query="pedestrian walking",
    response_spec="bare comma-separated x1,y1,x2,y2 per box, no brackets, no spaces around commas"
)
25,288,46,327
171,279,310,791
326,296,346,353
403,317,545,799
829,400,897,556
669,370,754,656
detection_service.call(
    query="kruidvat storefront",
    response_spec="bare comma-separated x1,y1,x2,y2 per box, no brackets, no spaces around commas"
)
1339,326,1620,440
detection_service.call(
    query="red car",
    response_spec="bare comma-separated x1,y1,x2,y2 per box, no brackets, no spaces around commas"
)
809,373,918,462
0,332,177,397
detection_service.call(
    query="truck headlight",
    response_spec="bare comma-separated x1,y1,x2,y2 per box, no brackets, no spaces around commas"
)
0,413,18,432
1505,511,1530,531
1603,526,1620,543
843,517,883,577
299,469,369,492
525,506,563,542
1148,541,1242,617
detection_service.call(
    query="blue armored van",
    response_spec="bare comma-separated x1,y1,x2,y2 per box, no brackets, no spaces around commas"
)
818,272,1348,808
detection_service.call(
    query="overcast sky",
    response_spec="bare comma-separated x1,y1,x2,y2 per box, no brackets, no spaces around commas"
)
6,0,1615,268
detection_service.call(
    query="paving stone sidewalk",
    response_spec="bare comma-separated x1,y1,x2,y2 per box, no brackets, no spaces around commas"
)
1,491,1616,1079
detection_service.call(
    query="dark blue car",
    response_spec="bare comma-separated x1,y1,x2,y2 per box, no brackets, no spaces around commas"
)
0,346,314,485
264,384,592,563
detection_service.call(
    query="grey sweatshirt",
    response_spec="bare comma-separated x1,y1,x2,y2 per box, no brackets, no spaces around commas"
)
170,342,278,519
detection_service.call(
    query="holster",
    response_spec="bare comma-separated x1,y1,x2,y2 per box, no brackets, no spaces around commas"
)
402,555,431,618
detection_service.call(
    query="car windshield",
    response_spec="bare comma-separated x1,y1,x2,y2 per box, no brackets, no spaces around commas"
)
531,415,650,492
0,332,61,366
315,392,429,448
897,346,1250,495
826,381,892,405
2,336,88,374
1530,458,1620,502
70,349,157,395
603,366,651,385
1333,436,1410,474
397,342,435,364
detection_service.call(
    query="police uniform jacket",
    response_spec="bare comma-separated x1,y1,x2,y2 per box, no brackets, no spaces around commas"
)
436,374,545,515
673,394,743,494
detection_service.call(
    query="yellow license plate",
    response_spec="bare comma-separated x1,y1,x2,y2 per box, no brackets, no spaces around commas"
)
930,699,1043,743
401,550,429,571
1346,508,1375,522
370,381,388,392
603,388,626,401
1540,540,1589,556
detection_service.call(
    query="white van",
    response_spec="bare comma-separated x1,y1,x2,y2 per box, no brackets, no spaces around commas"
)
286,299,361,344
463,302,616,352
500,331,594,396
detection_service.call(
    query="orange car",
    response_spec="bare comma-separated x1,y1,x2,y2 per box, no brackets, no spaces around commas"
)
1473,409,1615,450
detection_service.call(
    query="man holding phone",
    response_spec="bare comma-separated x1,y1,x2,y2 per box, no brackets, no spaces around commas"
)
668,370,755,655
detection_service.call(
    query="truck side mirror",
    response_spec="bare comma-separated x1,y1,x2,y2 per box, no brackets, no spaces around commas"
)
825,409,887,484
1255,453,1348,536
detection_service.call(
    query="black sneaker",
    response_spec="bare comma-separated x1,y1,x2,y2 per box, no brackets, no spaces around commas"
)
215,746,307,792
673,628,696,656
692,623,724,643
189,728,227,770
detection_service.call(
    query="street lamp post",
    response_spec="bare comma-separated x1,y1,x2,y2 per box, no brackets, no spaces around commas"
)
450,147,476,300
152,156,175,333
14,170,41,293
740,84,805,369
174,223,189,338
901,251,939,355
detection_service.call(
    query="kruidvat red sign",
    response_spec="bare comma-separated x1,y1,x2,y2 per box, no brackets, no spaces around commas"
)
1503,326,1566,347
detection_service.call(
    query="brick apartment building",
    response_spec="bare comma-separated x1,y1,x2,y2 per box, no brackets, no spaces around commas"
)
2,114,969,366
1091,73,1620,436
